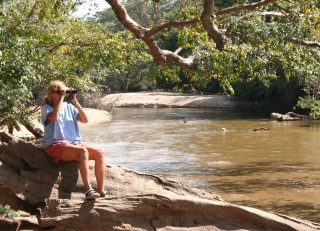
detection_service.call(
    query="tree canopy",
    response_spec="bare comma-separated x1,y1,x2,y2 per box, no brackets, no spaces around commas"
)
0,0,150,134
101,0,319,112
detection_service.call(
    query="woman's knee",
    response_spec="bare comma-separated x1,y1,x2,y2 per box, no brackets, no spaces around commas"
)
77,146,89,160
92,148,105,161
97,148,105,160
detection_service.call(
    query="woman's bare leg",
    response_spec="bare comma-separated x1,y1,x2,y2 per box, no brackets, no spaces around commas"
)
60,144,92,191
85,145,106,193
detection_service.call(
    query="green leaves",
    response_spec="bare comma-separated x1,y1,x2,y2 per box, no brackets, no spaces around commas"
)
0,204,18,218
1,0,320,130
0,0,146,132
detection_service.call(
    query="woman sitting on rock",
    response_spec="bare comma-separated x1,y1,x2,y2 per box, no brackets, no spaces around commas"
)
41,80,107,200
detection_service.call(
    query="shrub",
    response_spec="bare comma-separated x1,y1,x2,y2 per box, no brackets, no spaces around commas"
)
0,204,18,218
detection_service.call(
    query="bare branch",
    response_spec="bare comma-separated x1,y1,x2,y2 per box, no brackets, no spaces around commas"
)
216,0,277,16
251,11,285,17
105,0,149,38
46,40,94,53
144,36,167,65
105,0,219,66
238,11,286,20
26,107,40,116
26,1,39,21
162,50,194,69
289,38,320,48
22,121,43,138
106,0,167,65
174,47,183,55
273,3,290,14
47,42,68,52
201,0,227,51
103,0,280,68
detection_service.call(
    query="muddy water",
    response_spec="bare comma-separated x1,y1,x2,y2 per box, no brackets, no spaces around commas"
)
80,108,320,223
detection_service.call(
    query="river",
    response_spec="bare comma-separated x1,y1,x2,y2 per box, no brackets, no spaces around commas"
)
80,107,320,223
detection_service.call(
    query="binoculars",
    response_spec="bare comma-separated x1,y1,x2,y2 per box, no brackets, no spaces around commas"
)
66,89,77,94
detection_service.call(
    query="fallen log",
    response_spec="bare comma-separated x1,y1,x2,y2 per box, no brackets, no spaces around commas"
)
271,112,309,121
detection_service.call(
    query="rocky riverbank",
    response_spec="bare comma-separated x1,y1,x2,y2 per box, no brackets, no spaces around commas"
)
1,132,320,231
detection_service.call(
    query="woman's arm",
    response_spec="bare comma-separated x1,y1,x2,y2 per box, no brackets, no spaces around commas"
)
46,93,65,123
71,95,88,123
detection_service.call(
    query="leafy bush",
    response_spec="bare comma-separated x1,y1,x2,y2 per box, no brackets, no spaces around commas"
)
0,204,18,218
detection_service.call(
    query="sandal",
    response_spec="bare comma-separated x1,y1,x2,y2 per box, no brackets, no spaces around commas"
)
99,190,108,197
85,189,100,200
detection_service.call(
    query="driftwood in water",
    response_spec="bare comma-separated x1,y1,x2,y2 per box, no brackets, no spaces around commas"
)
250,127,269,131
271,112,309,121
221,127,269,132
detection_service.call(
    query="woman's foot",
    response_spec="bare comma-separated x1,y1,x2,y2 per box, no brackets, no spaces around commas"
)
85,189,100,200
99,190,108,197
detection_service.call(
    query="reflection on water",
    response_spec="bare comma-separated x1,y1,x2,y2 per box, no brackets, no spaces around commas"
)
80,108,320,223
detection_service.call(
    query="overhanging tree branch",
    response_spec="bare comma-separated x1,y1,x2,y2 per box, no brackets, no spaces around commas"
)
103,0,287,68
105,0,209,67
46,40,95,52
289,38,320,48
216,0,278,16
238,11,287,20
201,0,227,51
162,50,194,69
105,0,149,38
105,0,166,65
26,1,39,21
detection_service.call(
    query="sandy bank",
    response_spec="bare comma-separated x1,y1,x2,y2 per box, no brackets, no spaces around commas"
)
102,92,251,108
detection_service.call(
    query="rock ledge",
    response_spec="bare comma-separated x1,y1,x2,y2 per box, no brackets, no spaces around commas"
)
1,132,319,230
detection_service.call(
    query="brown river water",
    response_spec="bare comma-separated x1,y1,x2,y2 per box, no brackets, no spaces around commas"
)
80,108,320,223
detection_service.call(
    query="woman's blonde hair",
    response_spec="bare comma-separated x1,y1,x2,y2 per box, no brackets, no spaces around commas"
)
44,80,67,105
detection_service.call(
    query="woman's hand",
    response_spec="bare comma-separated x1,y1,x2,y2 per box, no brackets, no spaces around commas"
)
46,88,66,123
59,89,67,101
69,89,77,102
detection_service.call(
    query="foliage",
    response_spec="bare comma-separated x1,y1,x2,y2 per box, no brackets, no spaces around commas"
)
0,204,18,218
94,0,319,114
1,0,320,132
191,0,319,112
296,96,320,118
0,0,150,133
88,30,153,92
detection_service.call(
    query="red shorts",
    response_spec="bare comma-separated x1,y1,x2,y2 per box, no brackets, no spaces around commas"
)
44,141,84,164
